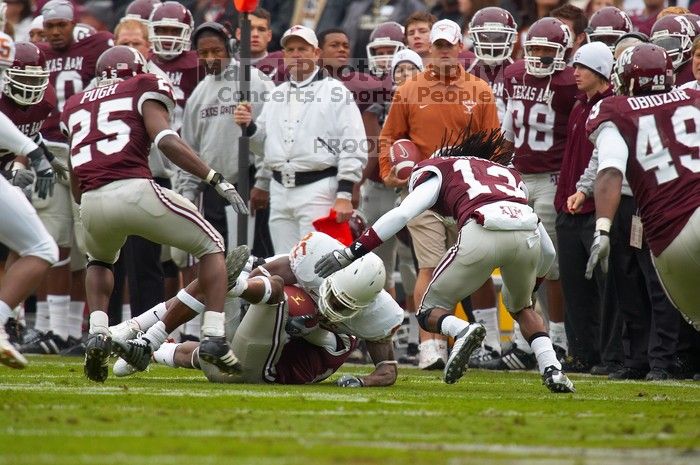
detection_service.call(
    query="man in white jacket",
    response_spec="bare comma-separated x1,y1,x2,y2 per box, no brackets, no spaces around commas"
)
234,25,368,254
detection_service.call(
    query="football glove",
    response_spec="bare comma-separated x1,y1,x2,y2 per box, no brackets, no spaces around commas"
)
314,248,355,278
40,143,68,181
34,167,55,199
585,230,610,279
285,314,318,337
336,374,364,388
11,168,35,190
208,171,248,214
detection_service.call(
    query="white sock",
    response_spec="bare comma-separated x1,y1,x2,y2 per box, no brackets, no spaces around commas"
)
133,302,167,331
473,307,501,353
549,321,568,352
68,301,84,339
121,304,131,323
0,300,13,325
228,276,248,297
152,342,179,367
89,311,109,335
184,315,201,338
48,294,70,340
512,321,533,353
436,338,448,360
35,301,50,332
530,336,561,375
143,321,168,352
201,311,224,337
439,315,469,338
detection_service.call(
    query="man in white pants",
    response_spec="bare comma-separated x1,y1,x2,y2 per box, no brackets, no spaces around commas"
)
234,25,367,254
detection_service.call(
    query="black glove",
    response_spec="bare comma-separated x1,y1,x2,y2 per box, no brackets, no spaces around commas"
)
285,314,318,337
336,374,364,388
314,248,356,278
34,167,55,199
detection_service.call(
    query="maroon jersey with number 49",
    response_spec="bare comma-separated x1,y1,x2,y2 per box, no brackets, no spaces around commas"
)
0,85,56,169
410,156,529,228
60,73,175,193
39,31,114,144
504,60,578,173
586,88,700,256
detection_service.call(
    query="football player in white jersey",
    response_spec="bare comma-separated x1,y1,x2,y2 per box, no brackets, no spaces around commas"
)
111,232,403,386
0,31,60,368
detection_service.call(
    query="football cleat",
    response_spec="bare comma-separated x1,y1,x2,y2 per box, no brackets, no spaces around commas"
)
19,330,67,354
84,333,112,382
542,365,575,393
468,344,500,368
113,357,140,377
58,336,86,356
4,318,24,345
608,366,647,380
418,340,446,370
443,323,486,384
111,337,153,372
21,328,44,346
199,336,241,374
0,325,28,369
480,344,537,371
226,245,251,291
109,319,141,343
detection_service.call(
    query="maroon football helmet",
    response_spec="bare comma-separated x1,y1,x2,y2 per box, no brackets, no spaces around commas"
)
524,18,572,77
123,0,161,24
650,15,696,69
366,21,405,76
612,43,674,96
3,42,49,106
149,1,194,59
684,13,700,39
72,23,96,43
95,46,147,85
467,7,517,65
585,7,633,53
348,212,367,241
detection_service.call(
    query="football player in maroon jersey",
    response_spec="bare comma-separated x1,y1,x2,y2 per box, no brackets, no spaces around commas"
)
60,46,248,382
498,17,578,370
30,0,113,354
585,6,633,53
316,131,576,393
650,14,697,85
586,43,700,333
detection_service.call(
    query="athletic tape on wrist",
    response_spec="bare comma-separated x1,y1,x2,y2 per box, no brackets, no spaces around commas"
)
595,217,612,233
176,289,206,314
154,129,178,148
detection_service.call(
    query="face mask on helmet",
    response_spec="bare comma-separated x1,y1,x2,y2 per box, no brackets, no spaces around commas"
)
524,41,567,77
367,41,405,76
468,27,515,64
650,34,691,69
150,19,192,58
3,65,49,106
586,30,624,52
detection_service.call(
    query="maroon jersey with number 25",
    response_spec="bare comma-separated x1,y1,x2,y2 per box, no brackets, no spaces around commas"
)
409,156,537,230
60,73,175,193
586,88,700,256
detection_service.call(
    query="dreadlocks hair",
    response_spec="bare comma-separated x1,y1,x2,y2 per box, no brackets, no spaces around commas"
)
435,127,512,166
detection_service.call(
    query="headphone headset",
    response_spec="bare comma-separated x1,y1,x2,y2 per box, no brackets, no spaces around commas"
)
192,21,236,57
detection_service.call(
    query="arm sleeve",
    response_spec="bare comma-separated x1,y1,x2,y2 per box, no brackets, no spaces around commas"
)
371,176,440,241
575,148,599,198
536,222,556,278
595,123,629,175
335,87,367,186
378,88,410,180
0,110,39,156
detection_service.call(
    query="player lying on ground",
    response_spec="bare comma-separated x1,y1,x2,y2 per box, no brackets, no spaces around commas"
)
315,129,575,393
111,232,403,386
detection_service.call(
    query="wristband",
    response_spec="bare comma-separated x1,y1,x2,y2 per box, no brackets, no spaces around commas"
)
205,170,223,186
595,217,612,233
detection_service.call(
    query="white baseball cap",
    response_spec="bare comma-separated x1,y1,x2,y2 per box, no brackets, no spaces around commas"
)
572,42,614,79
281,25,319,48
430,19,462,45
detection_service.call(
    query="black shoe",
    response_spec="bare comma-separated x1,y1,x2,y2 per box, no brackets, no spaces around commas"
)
608,367,647,380
111,337,153,372
59,336,86,356
693,373,700,381
84,333,111,382
645,368,672,381
561,357,594,373
179,333,200,343
468,344,500,368
481,344,537,371
4,318,24,345
590,362,623,376
199,336,241,374
542,365,575,393
21,328,44,346
553,344,567,363
19,331,67,354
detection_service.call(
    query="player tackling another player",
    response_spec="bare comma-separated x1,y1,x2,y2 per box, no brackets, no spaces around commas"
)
315,129,575,393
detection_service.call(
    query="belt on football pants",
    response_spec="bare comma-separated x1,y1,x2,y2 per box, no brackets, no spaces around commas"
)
272,167,337,188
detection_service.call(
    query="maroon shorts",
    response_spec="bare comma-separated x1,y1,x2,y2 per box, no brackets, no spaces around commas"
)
274,335,358,384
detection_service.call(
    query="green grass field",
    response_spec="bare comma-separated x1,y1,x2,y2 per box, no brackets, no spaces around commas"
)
1,356,698,465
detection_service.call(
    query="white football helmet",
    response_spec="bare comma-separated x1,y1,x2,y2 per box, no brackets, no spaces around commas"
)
318,254,386,324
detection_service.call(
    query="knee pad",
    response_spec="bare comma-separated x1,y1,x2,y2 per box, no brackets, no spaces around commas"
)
86,259,114,271
416,307,436,332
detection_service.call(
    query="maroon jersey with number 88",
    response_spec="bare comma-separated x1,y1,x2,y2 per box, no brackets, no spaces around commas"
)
586,88,700,256
60,73,175,192
410,156,529,228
